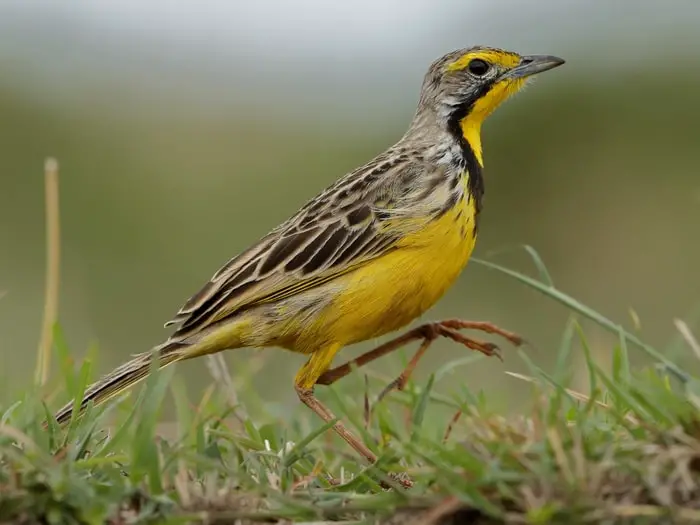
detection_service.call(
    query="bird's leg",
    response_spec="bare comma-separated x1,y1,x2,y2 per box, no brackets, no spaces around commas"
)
375,336,435,404
295,349,414,488
294,384,376,464
376,319,524,402
294,346,379,464
295,385,414,489
316,324,443,386
316,320,524,401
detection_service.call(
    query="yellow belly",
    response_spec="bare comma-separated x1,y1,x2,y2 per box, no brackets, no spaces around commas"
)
304,194,478,349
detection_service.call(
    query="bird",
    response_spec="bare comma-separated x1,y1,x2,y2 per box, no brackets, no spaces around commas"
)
54,46,564,466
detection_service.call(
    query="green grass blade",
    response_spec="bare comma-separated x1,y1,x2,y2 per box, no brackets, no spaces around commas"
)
282,417,339,467
520,244,555,286
612,327,631,385
574,320,598,395
130,350,175,493
410,373,435,439
553,316,577,383
170,375,193,443
53,324,76,398
64,356,93,442
473,257,688,382
2,400,22,425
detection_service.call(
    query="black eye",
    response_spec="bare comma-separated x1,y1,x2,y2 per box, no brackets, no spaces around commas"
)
467,59,490,76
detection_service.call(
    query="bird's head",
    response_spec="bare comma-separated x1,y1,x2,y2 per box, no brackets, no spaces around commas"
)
413,46,565,164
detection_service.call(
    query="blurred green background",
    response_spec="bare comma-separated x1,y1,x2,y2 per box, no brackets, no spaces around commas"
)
1,1,699,415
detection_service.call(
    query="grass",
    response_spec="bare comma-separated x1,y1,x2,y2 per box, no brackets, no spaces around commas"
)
2,164,700,524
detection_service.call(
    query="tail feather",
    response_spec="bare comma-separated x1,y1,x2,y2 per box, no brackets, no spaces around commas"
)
53,342,186,425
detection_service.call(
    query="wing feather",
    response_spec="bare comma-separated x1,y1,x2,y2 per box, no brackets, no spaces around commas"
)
166,149,450,340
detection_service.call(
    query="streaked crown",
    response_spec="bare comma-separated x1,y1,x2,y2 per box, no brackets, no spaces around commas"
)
414,46,564,125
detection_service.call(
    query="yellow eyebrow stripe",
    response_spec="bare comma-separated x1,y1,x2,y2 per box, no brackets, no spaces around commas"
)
446,49,520,72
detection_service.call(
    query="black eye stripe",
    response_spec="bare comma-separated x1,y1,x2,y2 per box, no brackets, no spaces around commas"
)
467,59,490,76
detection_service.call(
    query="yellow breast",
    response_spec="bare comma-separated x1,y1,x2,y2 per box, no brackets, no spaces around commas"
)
316,184,478,347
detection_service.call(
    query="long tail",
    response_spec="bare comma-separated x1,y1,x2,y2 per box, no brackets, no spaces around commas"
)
53,341,187,425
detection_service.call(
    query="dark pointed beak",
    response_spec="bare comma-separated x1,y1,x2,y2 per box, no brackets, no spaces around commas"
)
502,55,565,80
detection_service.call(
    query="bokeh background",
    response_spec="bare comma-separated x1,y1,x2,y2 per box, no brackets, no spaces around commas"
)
1,0,699,416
